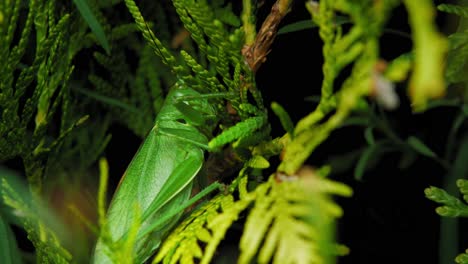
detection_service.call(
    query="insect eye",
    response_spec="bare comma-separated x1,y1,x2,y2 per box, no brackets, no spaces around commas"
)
176,118,187,124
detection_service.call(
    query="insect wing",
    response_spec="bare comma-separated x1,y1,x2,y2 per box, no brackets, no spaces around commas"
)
141,149,204,222
93,127,201,263
135,151,203,263
93,87,216,263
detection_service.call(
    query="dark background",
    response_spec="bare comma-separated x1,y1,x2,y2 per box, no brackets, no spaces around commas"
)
254,1,464,264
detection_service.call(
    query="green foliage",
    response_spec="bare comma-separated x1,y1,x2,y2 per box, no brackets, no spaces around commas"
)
271,102,295,138
403,0,448,111
439,2,468,95
153,193,235,264
72,0,111,54
0,0,104,259
0,214,22,264
155,167,352,264
425,182,468,217
0,0,459,263
0,0,174,261
238,171,351,264
418,2,468,263
279,0,403,175
425,178,468,263
0,169,23,264
1,168,71,263
0,0,73,190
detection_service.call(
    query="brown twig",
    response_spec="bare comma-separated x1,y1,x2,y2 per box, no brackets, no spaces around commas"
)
242,0,292,73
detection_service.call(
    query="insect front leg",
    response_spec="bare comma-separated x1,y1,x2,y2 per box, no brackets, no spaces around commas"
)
208,110,268,151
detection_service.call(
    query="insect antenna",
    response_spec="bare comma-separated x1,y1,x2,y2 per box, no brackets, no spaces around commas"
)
144,22,170,67
144,21,182,90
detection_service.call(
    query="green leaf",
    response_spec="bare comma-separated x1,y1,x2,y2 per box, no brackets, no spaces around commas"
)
214,3,241,27
72,86,139,113
423,98,461,111
404,0,448,112
353,141,396,181
354,145,378,181
338,116,370,128
277,17,349,35
278,20,319,35
407,136,437,158
438,3,468,18
0,170,23,264
271,102,294,137
73,0,111,54
0,168,72,262
0,215,22,264
364,127,375,145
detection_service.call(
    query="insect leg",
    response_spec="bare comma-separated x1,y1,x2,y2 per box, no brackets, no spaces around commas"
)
208,114,268,150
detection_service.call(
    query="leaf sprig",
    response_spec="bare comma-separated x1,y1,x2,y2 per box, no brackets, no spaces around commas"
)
155,166,352,264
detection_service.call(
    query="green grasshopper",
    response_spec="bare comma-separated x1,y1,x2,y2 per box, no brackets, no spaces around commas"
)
92,10,269,261
92,81,268,263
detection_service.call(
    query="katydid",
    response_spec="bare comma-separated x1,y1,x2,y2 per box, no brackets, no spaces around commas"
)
92,84,219,263
92,17,270,264
92,82,269,263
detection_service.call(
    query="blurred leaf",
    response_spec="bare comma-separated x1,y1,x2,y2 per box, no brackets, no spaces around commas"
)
0,168,72,262
278,20,318,35
354,145,379,181
364,127,375,145
438,3,468,18
271,102,295,138
72,86,139,113
384,52,413,82
447,32,468,50
338,116,370,128
0,168,25,264
354,141,397,181
277,16,349,35
0,168,33,216
214,3,240,27
423,98,461,111
354,98,371,112
407,136,437,158
0,215,22,264
73,0,111,54
404,0,448,112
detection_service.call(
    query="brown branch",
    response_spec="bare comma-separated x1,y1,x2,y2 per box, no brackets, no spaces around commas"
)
242,0,292,73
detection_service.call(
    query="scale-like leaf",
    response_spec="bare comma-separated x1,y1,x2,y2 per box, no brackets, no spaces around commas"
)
153,194,233,264
239,172,352,264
